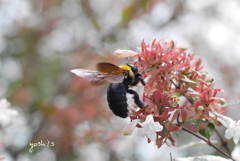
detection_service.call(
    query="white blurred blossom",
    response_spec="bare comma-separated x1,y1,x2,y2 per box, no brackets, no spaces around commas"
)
137,114,163,142
0,99,18,127
217,114,240,144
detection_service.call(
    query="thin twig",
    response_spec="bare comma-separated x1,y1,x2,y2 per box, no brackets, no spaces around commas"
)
215,128,231,155
183,128,235,161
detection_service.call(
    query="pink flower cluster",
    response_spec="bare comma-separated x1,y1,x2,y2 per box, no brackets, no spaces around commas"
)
126,39,226,148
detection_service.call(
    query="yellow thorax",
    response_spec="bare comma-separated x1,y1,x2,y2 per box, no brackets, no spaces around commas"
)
118,65,134,78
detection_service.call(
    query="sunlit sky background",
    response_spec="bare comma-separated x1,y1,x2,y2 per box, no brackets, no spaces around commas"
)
0,0,240,161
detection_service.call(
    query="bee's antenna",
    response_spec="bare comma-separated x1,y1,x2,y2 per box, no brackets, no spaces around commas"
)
133,61,138,66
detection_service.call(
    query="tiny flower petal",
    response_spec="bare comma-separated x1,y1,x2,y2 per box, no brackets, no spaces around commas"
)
237,120,240,126
150,122,163,132
209,97,226,105
217,114,240,144
225,128,234,139
185,91,201,98
123,119,140,136
217,114,234,128
232,144,240,160
137,115,163,142
139,114,154,127
233,132,240,144
113,49,138,58
145,130,157,142
139,124,157,142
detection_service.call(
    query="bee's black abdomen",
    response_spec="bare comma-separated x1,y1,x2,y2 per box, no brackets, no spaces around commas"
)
107,83,129,118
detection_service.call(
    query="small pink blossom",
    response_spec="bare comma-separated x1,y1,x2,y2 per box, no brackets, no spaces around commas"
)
209,97,226,105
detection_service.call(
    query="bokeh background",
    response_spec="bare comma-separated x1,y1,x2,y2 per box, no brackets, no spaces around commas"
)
0,0,240,161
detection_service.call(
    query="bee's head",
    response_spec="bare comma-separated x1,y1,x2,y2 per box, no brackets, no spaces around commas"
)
126,64,138,76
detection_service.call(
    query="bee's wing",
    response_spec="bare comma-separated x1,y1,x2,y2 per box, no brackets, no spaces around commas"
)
97,62,127,83
71,69,108,86
71,62,127,85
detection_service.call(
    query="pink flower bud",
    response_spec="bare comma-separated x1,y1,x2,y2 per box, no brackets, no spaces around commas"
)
209,97,226,105
200,72,207,80
152,39,161,48
198,106,204,111
113,49,138,58
185,91,201,98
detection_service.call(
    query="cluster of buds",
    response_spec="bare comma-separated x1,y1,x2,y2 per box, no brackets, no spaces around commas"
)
117,39,234,148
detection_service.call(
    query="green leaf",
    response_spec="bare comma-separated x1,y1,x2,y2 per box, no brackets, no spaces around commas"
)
175,93,181,97
220,100,240,108
199,123,215,139
185,119,209,124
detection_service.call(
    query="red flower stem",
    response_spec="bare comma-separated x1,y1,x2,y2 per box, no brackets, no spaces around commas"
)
182,128,235,161
215,128,231,155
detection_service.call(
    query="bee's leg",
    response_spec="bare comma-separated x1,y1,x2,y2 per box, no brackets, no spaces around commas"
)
131,74,146,86
127,89,144,108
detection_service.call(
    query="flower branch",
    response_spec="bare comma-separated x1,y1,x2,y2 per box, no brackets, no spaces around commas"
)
183,128,235,161
215,128,231,156
117,39,240,160
171,72,232,157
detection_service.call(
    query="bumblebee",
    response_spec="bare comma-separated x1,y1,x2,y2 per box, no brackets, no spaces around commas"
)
71,62,145,118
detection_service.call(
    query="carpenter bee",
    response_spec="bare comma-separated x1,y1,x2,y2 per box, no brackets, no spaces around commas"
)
71,62,146,118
